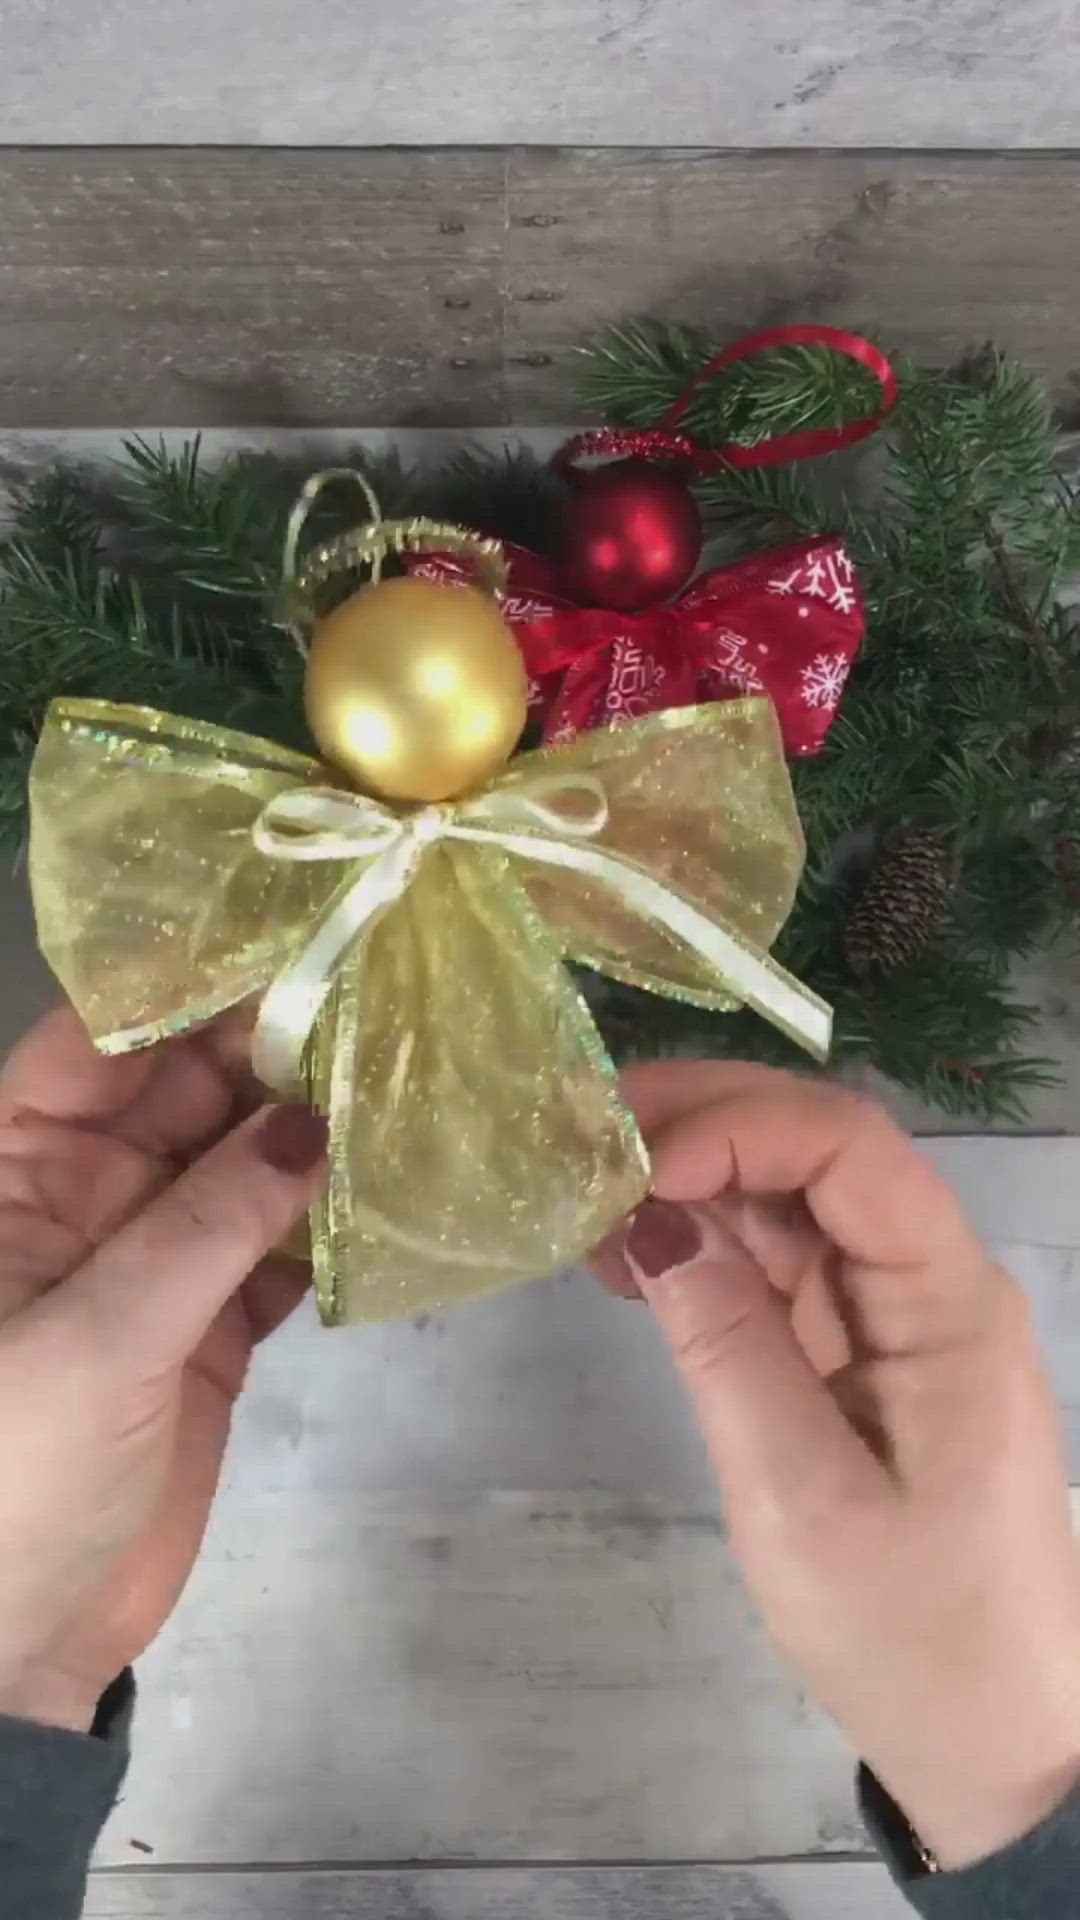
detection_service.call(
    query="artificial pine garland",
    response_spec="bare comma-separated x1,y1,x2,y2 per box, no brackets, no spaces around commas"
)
2,336,1078,1120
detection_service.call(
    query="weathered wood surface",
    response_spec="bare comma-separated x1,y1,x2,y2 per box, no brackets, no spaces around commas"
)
97,1488,863,1865
90,1309,1080,1868
2,150,1080,428
84,1862,913,1919
1,0,1075,148
0,150,506,429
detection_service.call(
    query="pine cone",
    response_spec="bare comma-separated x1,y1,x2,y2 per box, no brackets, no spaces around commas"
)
845,829,955,980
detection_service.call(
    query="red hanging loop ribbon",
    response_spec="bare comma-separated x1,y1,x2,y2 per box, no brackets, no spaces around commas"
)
663,323,898,470
556,325,897,478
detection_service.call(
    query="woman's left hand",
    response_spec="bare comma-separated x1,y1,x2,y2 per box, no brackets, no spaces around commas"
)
0,1005,327,1733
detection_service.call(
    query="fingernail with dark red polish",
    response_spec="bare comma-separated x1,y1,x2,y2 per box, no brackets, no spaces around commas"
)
258,1104,329,1176
589,1231,641,1300
625,1198,702,1281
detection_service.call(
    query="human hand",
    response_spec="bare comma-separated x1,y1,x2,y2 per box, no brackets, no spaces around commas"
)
0,1005,327,1735
595,1061,1080,1871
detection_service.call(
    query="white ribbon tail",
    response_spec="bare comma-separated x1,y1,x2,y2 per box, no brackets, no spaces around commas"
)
252,832,426,1093
458,827,833,1062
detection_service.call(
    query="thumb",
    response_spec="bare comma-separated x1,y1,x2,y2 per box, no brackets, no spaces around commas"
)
623,1199,882,1525
59,1102,328,1372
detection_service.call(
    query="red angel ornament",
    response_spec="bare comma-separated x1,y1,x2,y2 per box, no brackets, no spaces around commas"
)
409,533,864,758
411,325,895,753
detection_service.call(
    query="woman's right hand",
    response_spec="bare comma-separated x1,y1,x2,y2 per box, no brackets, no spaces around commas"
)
595,1062,1080,1872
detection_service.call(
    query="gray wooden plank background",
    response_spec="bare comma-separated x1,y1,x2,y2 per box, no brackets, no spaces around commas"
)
97,1488,862,1866
84,1862,912,1919
0,0,1076,148
88,1307,1080,1870
2,150,1079,429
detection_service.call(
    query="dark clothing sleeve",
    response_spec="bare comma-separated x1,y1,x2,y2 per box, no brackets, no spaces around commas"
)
0,1671,132,1920
861,1764,1080,1918
1,1684,1078,1920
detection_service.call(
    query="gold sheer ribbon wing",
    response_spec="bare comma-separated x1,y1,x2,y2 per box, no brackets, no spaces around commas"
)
29,702,336,1048
504,700,820,1049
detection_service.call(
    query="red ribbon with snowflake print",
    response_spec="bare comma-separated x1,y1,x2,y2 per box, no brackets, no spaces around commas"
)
408,534,865,758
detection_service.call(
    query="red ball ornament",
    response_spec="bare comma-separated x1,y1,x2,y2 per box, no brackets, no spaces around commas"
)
558,458,703,612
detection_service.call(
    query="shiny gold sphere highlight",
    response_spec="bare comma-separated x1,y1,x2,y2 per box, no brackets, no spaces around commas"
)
303,575,528,803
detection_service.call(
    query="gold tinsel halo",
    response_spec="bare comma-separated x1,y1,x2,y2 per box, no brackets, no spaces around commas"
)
277,467,509,648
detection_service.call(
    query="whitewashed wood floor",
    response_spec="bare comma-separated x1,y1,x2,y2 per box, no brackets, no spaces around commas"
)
3,0,1076,148
84,1863,916,1918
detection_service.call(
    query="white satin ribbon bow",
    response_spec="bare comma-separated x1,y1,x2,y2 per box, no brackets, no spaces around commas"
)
250,770,831,1093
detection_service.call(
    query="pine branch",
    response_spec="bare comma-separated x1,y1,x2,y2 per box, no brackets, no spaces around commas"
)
116,437,279,602
695,461,840,541
2,357,1077,1123
918,1053,1062,1126
982,515,1067,699
424,447,562,551
580,324,886,450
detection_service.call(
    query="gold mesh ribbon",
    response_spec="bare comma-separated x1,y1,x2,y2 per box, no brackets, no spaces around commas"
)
28,696,829,1324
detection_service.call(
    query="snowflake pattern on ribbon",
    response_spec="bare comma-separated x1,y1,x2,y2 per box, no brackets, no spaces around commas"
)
702,626,768,698
800,651,850,711
405,535,864,760
500,592,555,623
528,536,864,757
767,546,858,616
410,556,556,626
604,635,668,722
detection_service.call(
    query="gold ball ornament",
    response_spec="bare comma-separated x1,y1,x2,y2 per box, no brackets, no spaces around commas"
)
304,575,529,803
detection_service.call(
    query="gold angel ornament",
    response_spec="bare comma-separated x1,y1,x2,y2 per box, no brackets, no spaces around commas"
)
28,474,831,1324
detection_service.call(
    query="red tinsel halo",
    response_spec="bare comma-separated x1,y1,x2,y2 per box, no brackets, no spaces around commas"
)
552,427,699,477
